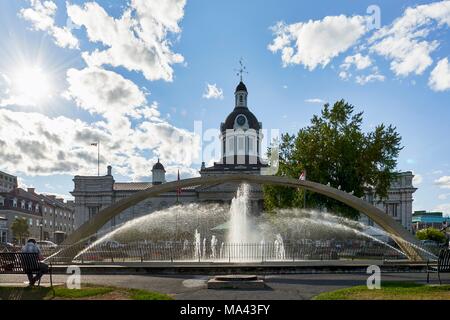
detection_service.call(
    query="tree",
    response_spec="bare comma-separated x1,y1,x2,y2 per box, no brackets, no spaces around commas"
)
416,228,446,244
11,217,30,244
264,99,402,219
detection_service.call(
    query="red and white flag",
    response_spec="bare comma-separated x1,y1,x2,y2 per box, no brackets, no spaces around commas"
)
299,170,306,181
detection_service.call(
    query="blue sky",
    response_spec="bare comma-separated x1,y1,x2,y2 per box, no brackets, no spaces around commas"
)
0,0,449,214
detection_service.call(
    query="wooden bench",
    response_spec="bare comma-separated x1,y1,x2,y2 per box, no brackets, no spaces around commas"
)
0,252,53,288
427,248,450,284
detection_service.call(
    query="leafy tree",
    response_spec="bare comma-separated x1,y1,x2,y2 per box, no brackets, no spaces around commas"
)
416,228,446,243
11,217,30,244
264,99,402,219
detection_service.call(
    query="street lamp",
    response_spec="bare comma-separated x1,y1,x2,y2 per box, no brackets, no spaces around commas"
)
39,220,43,241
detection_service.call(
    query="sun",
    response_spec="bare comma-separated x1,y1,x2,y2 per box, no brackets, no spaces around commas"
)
11,65,53,106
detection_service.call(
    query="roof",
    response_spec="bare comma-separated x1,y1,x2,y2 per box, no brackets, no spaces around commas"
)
113,183,153,191
152,159,165,171
412,216,450,223
200,161,267,172
413,211,443,217
235,81,247,92
113,183,197,192
221,107,261,131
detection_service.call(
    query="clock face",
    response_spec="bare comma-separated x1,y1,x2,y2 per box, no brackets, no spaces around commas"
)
236,115,246,126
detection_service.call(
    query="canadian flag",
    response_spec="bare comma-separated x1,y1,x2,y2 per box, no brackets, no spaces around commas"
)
299,170,306,181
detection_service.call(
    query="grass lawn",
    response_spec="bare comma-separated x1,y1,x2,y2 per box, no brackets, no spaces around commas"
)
0,284,173,300
314,282,450,300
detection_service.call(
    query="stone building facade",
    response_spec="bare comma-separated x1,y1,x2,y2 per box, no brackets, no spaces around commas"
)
0,188,75,244
359,171,417,232
0,170,18,193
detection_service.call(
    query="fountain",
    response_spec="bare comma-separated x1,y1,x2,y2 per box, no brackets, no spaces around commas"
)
47,183,436,265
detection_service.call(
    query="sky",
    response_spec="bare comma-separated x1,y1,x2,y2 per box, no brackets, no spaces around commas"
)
0,0,449,215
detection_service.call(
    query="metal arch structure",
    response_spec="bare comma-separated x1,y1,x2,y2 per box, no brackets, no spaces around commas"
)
63,174,425,261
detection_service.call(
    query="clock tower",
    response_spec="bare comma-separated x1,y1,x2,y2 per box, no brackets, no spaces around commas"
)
200,80,266,176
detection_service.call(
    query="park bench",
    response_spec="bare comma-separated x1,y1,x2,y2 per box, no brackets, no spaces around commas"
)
427,248,450,284
0,252,53,288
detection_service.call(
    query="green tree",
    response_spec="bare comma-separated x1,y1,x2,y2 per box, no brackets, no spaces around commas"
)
416,228,446,243
264,100,402,219
11,217,30,244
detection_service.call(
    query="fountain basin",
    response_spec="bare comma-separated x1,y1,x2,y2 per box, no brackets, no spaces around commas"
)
207,274,265,289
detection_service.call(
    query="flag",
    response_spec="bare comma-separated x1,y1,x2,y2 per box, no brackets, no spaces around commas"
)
299,170,306,181
91,142,98,146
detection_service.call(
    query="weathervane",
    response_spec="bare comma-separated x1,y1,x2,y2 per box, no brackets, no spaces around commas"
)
235,58,248,82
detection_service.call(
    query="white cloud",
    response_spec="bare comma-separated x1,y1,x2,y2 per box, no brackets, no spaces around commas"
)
304,98,326,104
368,1,450,77
355,73,385,85
268,15,368,70
338,71,350,80
429,57,450,91
64,67,146,117
202,83,224,100
67,0,186,81
413,173,423,186
435,176,450,189
20,0,79,49
268,1,450,89
0,103,199,181
341,53,372,70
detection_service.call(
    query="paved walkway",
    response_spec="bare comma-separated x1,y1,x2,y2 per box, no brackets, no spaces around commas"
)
1,272,445,300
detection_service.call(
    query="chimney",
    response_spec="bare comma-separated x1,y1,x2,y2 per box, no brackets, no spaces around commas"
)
27,188,35,194
107,165,112,176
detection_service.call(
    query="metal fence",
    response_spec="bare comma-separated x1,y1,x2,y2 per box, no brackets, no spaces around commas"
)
2,241,440,264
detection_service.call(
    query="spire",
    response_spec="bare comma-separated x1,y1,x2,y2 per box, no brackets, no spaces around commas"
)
235,58,248,82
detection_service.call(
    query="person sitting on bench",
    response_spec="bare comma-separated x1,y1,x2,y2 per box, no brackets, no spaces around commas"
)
21,239,49,286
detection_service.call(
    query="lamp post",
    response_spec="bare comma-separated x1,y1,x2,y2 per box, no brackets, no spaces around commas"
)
39,220,43,241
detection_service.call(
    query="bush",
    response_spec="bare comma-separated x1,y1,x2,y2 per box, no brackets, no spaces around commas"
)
416,228,446,244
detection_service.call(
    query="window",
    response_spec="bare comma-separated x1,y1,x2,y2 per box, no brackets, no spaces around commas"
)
386,203,398,218
0,196,4,206
12,198,17,207
21,200,26,209
88,206,99,219
239,95,243,103
28,202,32,211
29,219,33,226
238,136,245,152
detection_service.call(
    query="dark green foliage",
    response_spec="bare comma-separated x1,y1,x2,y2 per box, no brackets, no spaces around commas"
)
416,228,447,243
264,100,402,219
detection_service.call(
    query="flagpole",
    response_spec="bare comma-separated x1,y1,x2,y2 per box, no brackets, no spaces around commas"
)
97,140,100,176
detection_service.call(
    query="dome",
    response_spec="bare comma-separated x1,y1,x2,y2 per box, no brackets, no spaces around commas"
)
222,107,261,131
235,81,247,92
152,159,165,171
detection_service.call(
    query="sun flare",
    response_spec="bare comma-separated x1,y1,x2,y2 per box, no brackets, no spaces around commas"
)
11,65,53,105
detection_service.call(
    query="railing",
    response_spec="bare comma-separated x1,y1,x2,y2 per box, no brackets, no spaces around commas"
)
35,240,433,264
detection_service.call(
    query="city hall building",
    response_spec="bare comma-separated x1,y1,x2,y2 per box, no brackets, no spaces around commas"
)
71,81,417,234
